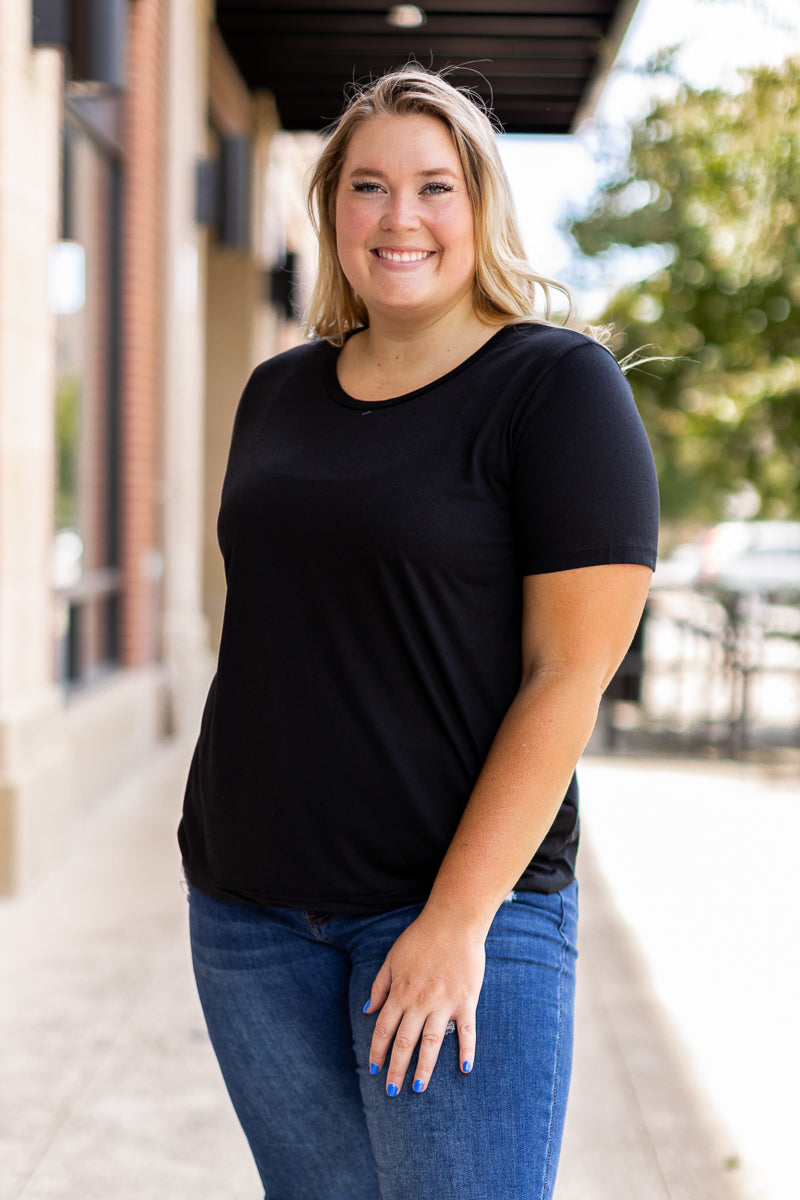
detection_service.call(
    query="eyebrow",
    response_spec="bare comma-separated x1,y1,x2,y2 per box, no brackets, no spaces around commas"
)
345,166,459,179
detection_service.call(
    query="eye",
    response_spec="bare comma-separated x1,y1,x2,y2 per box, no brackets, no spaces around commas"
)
351,180,384,194
422,181,455,195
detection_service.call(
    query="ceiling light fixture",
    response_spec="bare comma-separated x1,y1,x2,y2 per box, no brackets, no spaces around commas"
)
386,5,427,29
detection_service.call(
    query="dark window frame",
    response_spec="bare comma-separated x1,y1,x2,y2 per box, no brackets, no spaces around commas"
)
55,95,123,689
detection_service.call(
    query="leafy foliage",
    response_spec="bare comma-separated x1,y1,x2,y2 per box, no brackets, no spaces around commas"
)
570,60,800,521
56,375,80,528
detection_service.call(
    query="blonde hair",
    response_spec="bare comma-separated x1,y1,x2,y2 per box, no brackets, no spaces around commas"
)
305,66,586,344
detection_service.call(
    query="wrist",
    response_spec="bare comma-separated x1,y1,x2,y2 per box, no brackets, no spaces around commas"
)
421,884,502,942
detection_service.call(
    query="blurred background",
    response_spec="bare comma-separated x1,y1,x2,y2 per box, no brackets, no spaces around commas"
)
1,2,798,1198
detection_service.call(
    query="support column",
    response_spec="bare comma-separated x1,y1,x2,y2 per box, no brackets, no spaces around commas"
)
160,0,215,735
0,7,69,890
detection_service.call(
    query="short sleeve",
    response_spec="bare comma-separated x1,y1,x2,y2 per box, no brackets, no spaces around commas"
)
512,340,659,575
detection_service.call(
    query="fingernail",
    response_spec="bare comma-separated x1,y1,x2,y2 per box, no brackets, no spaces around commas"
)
362,999,371,1013
369,1062,380,1076
462,1060,473,1073
413,1078,425,1093
387,1083,399,1098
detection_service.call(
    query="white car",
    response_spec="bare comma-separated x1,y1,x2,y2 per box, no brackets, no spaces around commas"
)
696,521,800,597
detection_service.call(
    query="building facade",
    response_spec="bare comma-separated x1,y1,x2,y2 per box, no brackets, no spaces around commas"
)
0,0,315,890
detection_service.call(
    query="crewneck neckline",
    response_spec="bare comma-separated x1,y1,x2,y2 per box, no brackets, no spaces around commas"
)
324,323,521,411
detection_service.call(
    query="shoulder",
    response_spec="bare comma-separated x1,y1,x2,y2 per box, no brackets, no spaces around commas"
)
232,340,335,425
488,324,632,431
499,322,621,381
245,338,334,391
226,339,336,445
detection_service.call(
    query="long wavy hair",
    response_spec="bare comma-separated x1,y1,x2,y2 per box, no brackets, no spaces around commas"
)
305,66,587,344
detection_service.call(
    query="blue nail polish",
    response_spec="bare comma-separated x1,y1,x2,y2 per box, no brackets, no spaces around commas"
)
462,1060,473,1073
413,1079,425,1093
362,999,371,1013
387,1083,399,1098
369,1062,379,1076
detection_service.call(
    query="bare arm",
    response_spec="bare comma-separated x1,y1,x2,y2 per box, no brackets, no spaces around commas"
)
364,562,653,1095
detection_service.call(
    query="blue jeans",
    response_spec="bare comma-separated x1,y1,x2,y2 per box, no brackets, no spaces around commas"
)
188,881,578,1200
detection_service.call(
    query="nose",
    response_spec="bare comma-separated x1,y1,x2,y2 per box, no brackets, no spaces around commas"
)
379,189,420,232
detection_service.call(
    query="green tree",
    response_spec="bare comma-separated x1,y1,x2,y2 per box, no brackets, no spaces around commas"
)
570,59,800,522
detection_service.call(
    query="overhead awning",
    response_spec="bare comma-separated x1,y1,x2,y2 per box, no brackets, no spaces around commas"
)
214,1,639,134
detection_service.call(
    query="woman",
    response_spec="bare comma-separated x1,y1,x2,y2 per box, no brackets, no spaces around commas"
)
180,67,658,1200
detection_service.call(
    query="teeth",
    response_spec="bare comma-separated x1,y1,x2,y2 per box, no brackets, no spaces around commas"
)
376,249,432,263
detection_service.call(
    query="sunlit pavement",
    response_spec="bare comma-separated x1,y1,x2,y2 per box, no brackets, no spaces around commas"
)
568,753,799,1200
0,740,794,1199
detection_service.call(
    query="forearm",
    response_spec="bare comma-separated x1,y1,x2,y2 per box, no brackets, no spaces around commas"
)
363,566,651,1094
424,669,602,938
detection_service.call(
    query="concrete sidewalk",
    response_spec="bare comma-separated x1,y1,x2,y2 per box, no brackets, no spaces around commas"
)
573,754,799,1200
0,741,790,1199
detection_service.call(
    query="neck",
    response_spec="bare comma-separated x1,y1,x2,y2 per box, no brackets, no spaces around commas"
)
358,303,496,374
337,305,505,403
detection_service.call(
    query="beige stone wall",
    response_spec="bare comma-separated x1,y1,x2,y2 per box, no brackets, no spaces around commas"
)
160,0,216,736
203,250,262,653
0,4,69,890
0,8,61,706
201,39,284,655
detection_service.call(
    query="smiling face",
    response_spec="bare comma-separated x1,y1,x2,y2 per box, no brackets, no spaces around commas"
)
334,113,477,328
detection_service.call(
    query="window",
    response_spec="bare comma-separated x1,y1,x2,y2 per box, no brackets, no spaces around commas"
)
52,112,121,686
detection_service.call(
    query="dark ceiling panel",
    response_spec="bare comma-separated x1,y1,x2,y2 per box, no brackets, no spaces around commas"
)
214,1,637,134
219,14,607,36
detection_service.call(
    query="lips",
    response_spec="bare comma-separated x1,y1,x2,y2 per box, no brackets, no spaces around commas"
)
373,248,435,263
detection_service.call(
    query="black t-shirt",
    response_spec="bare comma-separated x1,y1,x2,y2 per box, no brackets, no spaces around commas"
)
179,323,659,913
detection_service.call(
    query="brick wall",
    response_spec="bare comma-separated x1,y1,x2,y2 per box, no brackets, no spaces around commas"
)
121,0,165,667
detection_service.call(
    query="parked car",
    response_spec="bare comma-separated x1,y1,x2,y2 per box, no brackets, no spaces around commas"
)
652,518,800,597
654,520,800,598
697,521,800,596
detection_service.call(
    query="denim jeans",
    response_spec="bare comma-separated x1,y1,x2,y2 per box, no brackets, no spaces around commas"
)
188,880,578,1200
